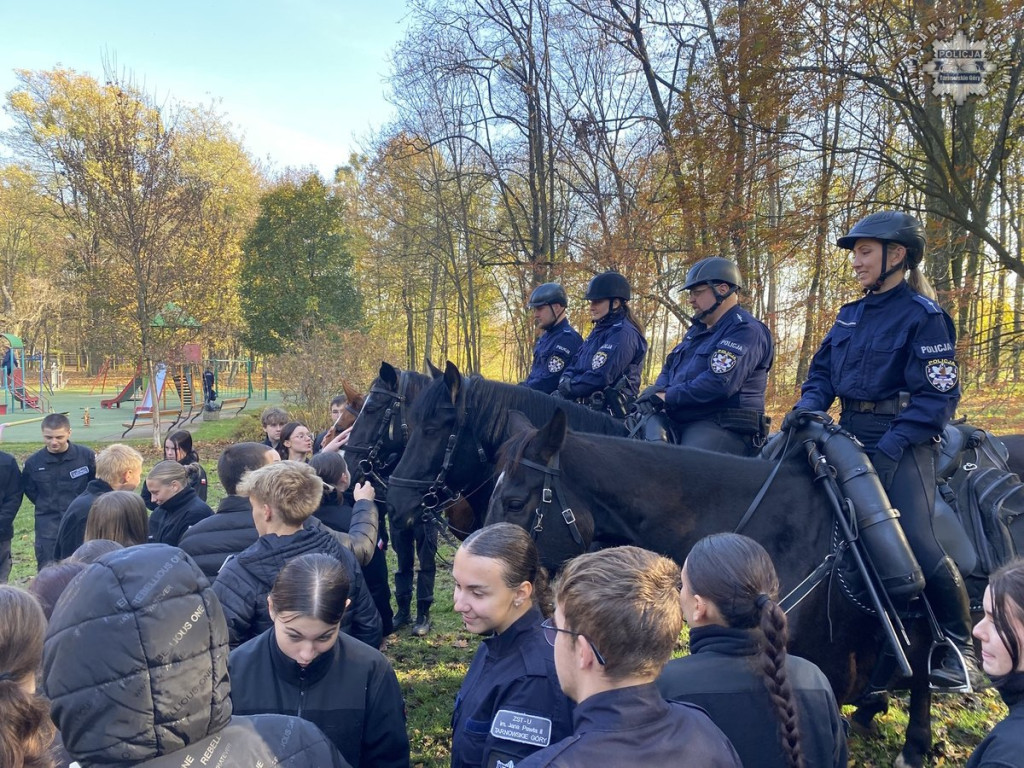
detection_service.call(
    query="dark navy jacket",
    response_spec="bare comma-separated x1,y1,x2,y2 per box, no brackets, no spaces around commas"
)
451,607,573,768
53,477,114,560
524,317,583,394
796,282,959,459
516,683,741,768
559,311,647,400
0,450,23,540
177,495,260,579
655,304,774,420
148,485,213,548
213,524,383,649
230,628,409,768
22,442,95,531
657,625,848,768
966,673,1024,768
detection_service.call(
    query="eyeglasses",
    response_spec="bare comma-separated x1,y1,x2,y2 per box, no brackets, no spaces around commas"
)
540,617,607,665
687,286,711,299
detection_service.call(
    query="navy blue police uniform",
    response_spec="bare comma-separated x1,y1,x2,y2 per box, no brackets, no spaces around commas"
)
558,311,647,402
523,318,583,394
451,606,573,768
655,304,773,453
795,281,958,587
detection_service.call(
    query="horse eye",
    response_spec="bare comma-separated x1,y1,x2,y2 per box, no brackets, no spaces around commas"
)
507,499,525,513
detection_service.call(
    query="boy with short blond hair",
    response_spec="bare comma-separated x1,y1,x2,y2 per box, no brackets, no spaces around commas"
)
213,460,382,650
53,443,143,560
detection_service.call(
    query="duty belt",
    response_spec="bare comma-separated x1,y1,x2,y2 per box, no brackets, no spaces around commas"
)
841,391,910,416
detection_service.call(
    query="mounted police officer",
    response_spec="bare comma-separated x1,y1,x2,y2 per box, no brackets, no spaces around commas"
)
635,257,773,455
783,210,983,691
522,283,584,394
554,271,647,417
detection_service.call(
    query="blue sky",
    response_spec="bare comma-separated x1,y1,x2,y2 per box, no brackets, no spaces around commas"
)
0,0,410,178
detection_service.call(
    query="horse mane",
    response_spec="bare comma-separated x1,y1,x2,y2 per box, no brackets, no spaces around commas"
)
497,423,540,476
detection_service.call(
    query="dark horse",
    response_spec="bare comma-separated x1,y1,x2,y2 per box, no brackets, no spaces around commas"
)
386,361,626,533
488,409,955,768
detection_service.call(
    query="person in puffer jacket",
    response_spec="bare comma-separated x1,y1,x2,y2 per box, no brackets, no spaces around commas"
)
42,543,352,768
213,460,383,649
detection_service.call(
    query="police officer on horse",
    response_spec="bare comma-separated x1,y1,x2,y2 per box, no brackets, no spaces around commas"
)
554,271,647,417
522,283,584,395
783,210,984,691
634,257,773,455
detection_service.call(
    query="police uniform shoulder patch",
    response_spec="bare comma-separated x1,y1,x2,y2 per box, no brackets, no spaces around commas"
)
490,709,553,747
912,294,943,314
925,359,958,392
591,351,608,369
548,356,565,373
710,349,738,374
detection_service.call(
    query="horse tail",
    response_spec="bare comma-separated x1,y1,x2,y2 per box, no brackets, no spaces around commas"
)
757,599,805,768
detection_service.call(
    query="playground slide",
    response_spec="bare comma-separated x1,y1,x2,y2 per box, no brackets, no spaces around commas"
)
10,370,40,411
100,372,144,409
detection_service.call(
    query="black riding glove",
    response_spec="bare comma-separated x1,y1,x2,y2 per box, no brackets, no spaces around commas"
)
872,451,900,491
781,407,817,432
556,376,573,399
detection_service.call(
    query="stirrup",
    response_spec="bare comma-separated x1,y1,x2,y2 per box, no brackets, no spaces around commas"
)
927,636,973,694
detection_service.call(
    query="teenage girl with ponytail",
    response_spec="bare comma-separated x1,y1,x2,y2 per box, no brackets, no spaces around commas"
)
0,586,58,768
657,533,848,768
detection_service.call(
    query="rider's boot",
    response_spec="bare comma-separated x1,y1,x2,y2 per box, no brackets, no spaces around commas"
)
926,556,987,691
412,600,432,637
393,595,412,631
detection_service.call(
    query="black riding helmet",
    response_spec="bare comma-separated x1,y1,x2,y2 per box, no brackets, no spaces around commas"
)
837,211,925,291
681,257,742,322
585,271,631,302
528,282,569,308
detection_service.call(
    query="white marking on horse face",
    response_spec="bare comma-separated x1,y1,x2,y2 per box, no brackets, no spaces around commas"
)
486,471,506,522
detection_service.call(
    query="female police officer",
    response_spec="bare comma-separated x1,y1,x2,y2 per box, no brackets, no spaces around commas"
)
783,210,983,691
554,271,647,415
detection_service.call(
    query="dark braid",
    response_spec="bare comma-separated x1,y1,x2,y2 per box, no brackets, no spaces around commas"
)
756,597,805,768
686,533,806,768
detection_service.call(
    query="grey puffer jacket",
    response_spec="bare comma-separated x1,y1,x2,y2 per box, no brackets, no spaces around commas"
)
42,544,351,768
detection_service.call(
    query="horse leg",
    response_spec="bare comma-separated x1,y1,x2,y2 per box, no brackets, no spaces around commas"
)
849,691,889,737
895,666,932,768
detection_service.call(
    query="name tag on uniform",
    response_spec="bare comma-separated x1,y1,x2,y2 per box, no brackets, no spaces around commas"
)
490,709,552,747
69,466,90,479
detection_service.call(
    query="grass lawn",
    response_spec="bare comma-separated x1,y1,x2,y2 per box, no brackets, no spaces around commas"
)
2,410,1010,767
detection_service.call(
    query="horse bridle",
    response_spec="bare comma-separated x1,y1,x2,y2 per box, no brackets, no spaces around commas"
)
389,376,488,513
515,454,587,551
343,370,411,487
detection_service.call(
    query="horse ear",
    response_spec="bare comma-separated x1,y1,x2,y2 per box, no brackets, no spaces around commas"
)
380,362,399,388
535,408,568,463
342,379,359,402
443,361,462,403
506,410,532,438
426,359,443,379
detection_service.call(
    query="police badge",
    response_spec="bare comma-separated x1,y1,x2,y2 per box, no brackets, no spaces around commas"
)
548,356,565,373
925,359,958,392
709,349,737,374
591,351,608,369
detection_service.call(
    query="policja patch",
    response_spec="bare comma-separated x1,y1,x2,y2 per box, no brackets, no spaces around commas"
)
709,349,738,374
925,359,958,392
591,351,608,369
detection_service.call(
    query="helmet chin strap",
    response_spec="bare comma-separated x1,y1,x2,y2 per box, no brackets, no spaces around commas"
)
866,241,905,293
689,283,737,323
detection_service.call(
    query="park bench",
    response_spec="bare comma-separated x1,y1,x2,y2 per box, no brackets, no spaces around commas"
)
190,396,249,423
122,407,183,437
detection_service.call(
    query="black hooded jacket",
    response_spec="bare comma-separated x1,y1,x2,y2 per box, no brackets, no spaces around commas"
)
178,494,260,579
148,484,213,547
42,544,351,768
213,524,383,649
52,477,113,560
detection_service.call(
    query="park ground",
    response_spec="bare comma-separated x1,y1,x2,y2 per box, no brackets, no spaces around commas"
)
5,386,1024,767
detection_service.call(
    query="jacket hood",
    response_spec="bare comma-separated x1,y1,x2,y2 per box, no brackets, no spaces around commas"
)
43,544,232,766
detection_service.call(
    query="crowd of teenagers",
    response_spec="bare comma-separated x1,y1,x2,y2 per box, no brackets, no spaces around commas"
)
1,204,1023,766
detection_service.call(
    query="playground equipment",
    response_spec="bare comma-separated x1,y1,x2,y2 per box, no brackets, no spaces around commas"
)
0,334,50,414
89,358,113,394
100,364,144,409
120,363,184,437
